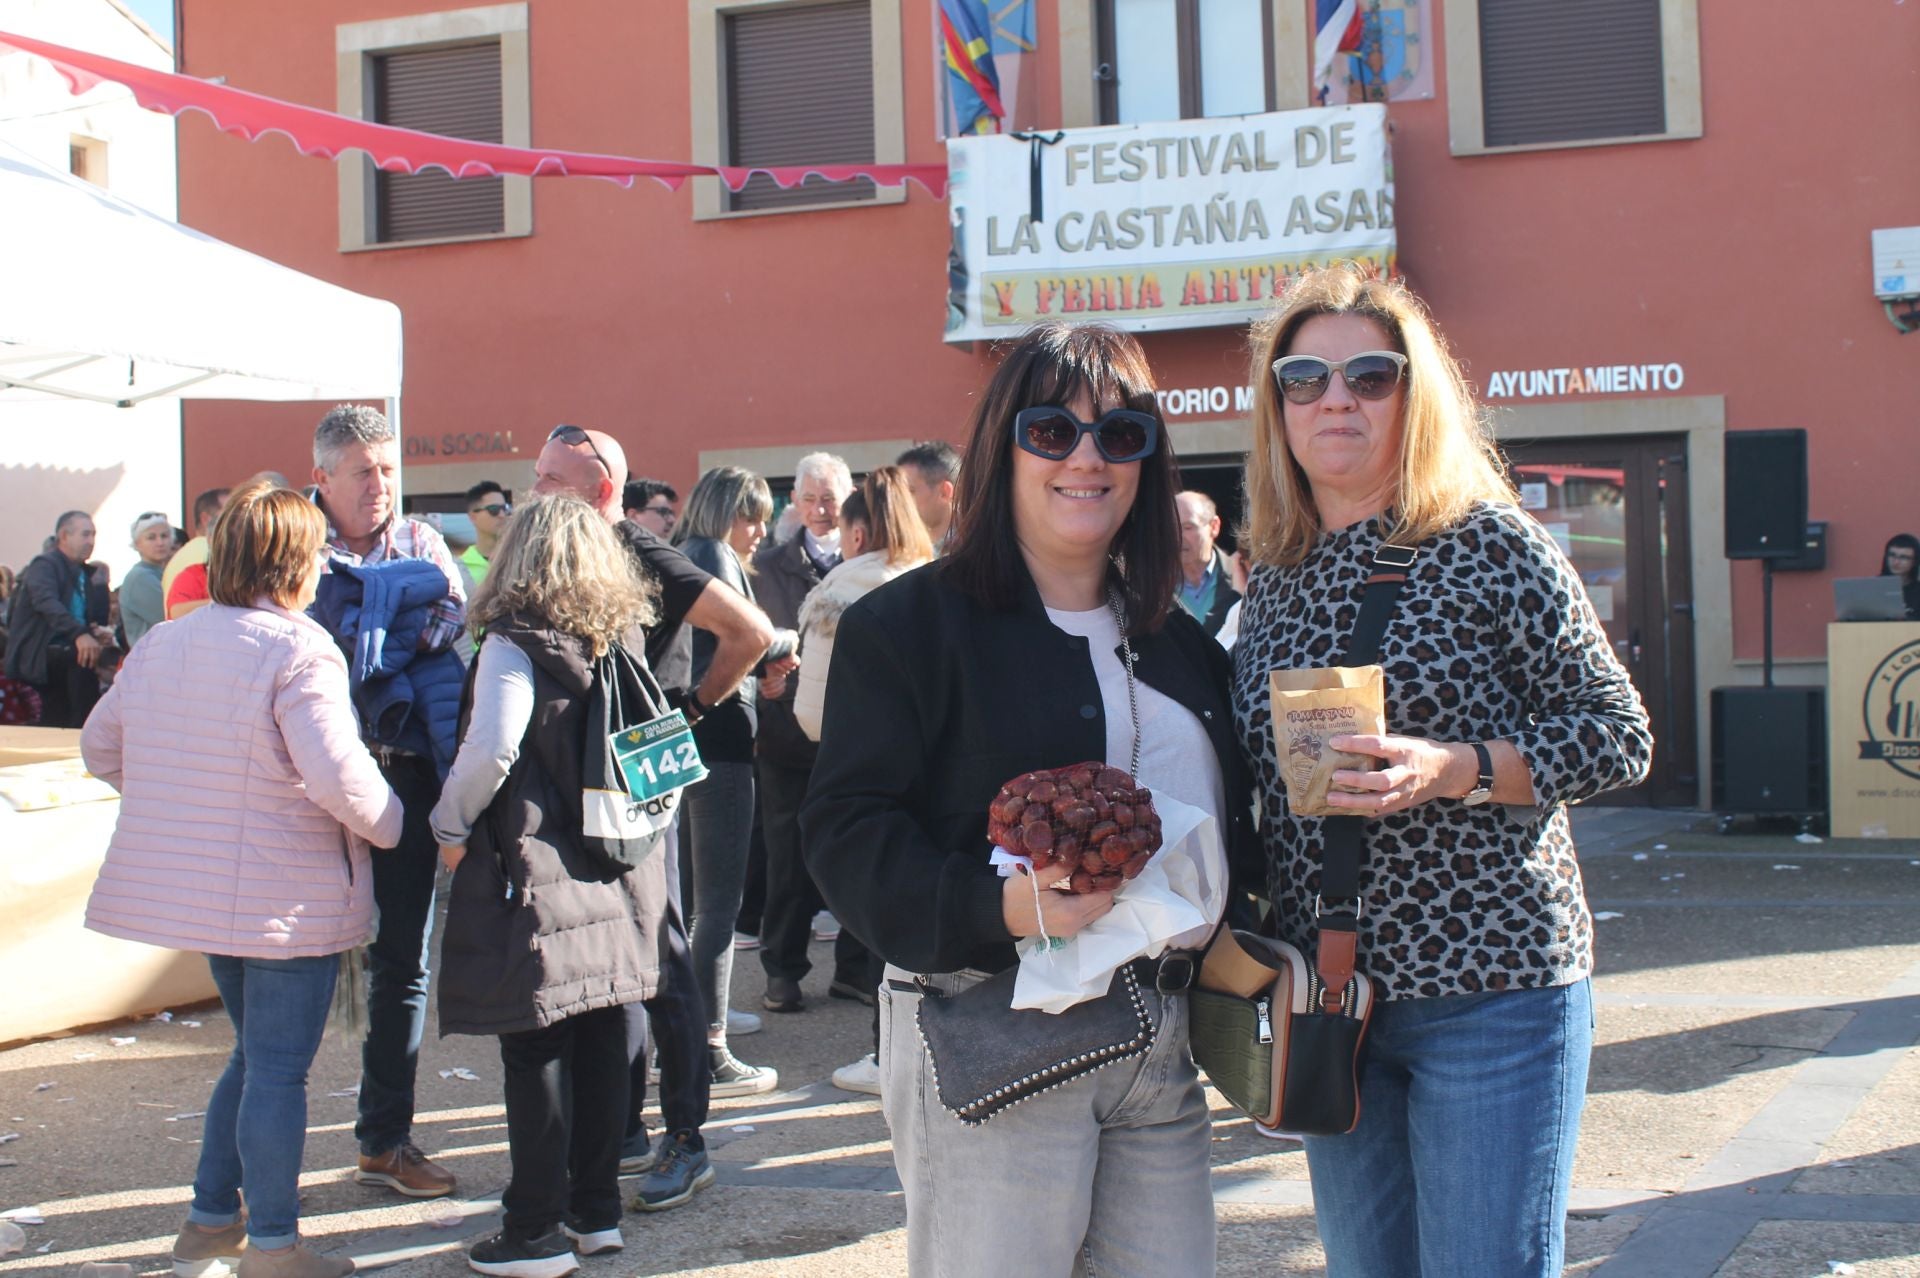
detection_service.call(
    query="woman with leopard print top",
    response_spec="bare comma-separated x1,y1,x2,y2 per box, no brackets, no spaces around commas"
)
1229,267,1652,1278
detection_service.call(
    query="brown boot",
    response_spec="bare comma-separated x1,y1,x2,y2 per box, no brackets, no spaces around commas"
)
236,1245,353,1278
172,1218,247,1278
353,1142,456,1198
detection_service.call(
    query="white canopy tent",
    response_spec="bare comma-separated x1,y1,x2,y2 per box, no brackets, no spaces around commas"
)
0,138,402,408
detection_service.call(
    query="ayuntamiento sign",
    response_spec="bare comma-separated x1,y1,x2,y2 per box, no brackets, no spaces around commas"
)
943,105,1395,343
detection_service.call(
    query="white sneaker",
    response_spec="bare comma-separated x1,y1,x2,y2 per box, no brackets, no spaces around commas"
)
831,1053,882,1096
812,910,841,942
732,931,759,951
726,1009,763,1037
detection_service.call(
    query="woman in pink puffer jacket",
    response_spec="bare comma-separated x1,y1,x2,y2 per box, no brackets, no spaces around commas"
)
82,480,401,1278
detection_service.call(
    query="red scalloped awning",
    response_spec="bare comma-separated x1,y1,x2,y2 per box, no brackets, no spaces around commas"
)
0,29,949,197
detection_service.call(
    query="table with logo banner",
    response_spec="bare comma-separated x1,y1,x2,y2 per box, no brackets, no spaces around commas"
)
1826,621,1920,837
0,727,218,1044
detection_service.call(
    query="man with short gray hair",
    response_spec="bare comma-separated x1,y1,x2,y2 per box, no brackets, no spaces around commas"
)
310,403,465,1200
751,453,861,1015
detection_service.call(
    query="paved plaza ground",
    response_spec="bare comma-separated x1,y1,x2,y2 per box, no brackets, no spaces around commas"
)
3,808,1917,1276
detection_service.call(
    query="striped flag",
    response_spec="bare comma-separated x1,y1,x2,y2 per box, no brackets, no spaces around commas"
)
1314,0,1365,105
940,0,1005,134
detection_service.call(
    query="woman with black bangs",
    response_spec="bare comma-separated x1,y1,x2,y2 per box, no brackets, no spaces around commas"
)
800,322,1260,1277
1879,533,1920,619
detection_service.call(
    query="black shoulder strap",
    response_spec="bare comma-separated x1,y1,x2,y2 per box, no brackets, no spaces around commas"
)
1317,541,1416,920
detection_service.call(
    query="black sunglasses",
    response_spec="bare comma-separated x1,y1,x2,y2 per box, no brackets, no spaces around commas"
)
1013,406,1159,463
1270,351,1409,404
469,502,510,518
549,424,613,478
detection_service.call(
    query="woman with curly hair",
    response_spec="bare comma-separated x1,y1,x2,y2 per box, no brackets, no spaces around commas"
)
430,494,664,1278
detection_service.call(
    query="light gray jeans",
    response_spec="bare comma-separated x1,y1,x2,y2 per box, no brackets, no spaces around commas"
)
879,964,1217,1278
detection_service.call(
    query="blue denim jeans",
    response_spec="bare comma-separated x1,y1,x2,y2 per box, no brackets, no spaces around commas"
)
190,953,340,1249
356,753,441,1156
1303,979,1595,1278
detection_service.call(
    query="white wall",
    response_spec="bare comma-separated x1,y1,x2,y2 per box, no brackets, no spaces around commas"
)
0,0,182,581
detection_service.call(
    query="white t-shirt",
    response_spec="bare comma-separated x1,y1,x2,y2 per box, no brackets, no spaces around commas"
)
1046,604,1228,942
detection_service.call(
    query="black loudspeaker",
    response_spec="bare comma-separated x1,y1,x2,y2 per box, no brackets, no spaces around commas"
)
1724,430,1808,560
1710,686,1827,814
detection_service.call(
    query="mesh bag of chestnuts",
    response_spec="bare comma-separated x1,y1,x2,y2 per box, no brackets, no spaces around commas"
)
986,762,1165,894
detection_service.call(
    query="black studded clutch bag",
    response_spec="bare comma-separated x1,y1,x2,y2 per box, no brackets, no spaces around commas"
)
912,962,1155,1126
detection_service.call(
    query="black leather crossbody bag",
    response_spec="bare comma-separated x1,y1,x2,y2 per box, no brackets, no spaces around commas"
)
1189,542,1414,1135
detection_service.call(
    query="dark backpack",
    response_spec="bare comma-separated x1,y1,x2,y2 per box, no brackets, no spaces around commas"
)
577,641,678,877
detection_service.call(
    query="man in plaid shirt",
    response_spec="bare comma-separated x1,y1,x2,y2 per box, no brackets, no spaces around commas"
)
310,404,464,1200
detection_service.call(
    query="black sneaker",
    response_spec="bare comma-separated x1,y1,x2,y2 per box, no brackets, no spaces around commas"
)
560,1221,623,1257
828,979,876,1007
763,976,805,1013
467,1228,579,1278
616,1128,656,1175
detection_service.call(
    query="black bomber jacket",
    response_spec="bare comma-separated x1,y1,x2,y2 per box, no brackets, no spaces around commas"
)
799,558,1261,977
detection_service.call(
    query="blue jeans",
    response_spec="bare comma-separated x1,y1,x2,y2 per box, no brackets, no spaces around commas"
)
1304,979,1594,1278
356,753,441,1156
190,953,339,1249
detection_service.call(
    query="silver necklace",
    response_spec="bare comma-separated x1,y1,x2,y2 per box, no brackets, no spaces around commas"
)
1107,588,1141,778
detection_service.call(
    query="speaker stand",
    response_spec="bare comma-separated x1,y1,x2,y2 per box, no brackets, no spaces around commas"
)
1762,558,1776,688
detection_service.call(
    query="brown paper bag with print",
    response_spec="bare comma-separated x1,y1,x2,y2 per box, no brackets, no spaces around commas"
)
1268,666,1386,817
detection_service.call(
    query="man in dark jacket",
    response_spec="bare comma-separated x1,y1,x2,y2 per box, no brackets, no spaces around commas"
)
751,452,869,1013
6,511,111,727
1174,491,1241,640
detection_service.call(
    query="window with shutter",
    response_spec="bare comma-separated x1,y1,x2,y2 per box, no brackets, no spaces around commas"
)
336,5,531,252
725,1,876,212
372,42,506,242
1444,0,1701,156
1480,0,1664,147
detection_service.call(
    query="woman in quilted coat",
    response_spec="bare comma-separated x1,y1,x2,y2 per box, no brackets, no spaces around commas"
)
84,479,403,1278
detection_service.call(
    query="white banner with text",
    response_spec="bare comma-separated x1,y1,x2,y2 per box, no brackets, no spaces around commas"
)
944,105,1396,343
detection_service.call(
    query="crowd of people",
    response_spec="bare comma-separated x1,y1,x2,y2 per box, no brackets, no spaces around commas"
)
0,485,239,728
40,265,1651,1278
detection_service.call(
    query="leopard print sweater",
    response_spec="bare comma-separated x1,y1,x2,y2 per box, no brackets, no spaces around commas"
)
1230,504,1653,999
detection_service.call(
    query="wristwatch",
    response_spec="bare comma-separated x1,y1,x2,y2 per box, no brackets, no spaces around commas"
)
1461,742,1495,807
683,689,708,726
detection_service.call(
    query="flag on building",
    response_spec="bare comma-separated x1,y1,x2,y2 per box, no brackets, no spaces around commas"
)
1314,0,1365,105
940,0,1005,135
